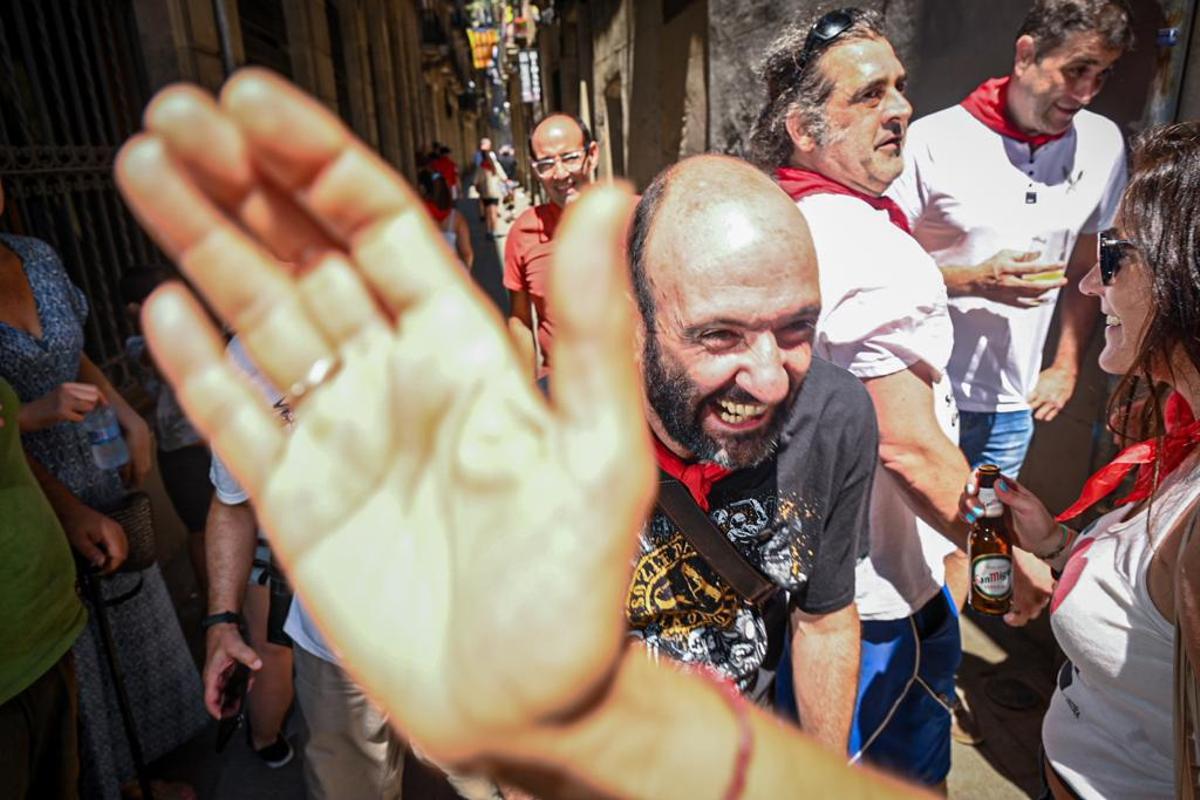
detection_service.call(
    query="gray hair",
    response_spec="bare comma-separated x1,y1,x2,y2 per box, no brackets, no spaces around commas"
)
748,7,887,170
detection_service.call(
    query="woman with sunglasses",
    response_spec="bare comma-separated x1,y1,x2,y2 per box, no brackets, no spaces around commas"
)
963,121,1200,799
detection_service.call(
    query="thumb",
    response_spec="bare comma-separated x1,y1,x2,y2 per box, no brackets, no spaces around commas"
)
71,531,107,569
229,637,263,671
547,183,641,432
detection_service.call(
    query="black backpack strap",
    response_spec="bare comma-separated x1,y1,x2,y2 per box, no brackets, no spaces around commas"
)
655,475,780,609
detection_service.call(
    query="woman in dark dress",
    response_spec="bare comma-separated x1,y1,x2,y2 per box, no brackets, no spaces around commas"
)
0,183,206,799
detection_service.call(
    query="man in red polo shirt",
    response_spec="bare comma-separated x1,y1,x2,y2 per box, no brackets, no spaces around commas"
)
504,114,599,375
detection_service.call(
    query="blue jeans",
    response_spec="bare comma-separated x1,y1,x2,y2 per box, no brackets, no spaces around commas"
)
958,409,1035,478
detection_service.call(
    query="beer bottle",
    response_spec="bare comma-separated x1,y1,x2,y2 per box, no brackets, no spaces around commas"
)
968,464,1013,615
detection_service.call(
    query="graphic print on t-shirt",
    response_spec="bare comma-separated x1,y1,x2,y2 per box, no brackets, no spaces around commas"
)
627,485,819,694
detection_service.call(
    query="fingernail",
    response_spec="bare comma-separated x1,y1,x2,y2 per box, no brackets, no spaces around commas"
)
997,479,1009,492
964,509,978,523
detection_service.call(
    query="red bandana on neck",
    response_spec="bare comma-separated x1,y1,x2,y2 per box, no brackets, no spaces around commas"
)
961,77,1069,149
1057,391,1200,521
424,199,451,223
775,166,911,234
653,437,732,512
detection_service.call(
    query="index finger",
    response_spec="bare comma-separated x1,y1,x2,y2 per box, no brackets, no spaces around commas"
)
218,69,471,316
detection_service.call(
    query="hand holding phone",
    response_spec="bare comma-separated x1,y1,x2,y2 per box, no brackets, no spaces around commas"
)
219,661,251,717
215,662,250,753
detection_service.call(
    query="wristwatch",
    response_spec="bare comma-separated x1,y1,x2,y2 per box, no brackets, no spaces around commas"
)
200,611,245,631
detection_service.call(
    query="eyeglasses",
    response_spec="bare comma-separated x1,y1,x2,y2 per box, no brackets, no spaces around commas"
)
1098,229,1134,285
532,149,588,177
797,9,856,69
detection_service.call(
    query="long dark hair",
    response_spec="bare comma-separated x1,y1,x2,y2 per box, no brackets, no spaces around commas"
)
1108,122,1200,453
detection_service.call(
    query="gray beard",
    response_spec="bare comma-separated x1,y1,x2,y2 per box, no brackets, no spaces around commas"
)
642,330,782,469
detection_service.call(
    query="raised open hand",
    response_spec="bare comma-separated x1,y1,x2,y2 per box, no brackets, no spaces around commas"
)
115,69,653,764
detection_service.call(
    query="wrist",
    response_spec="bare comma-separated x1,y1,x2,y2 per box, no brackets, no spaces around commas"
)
939,266,976,296
492,647,739,800
202,610,245,632
1048,360,1078,377
1034,523,1075,561
18,399,48,431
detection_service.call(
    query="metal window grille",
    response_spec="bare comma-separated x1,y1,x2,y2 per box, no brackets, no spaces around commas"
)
0,0,158,384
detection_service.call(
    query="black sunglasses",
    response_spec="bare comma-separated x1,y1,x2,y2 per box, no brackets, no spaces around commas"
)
1098,230,1134,285
797,9,856,69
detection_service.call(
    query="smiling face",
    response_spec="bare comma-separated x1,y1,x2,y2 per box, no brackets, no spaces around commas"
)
530,115,598,208
639,158,821,468
1080,224,1153,377
787,36,911,196
1008,31,1122,136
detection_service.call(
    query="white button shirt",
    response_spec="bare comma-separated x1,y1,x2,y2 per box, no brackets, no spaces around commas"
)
889,105,1126,413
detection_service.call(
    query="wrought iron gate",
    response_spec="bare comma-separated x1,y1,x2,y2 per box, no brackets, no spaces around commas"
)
0,0,158,381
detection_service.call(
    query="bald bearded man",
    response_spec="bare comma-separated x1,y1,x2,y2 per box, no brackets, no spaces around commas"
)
625,155,874,750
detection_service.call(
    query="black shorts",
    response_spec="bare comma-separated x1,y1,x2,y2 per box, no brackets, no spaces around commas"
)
480,197,500,206
157,444,214,532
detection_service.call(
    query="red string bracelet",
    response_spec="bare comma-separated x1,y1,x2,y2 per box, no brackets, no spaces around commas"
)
705,670,753,800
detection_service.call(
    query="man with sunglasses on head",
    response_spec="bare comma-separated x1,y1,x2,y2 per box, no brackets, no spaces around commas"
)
889,0,1132,479
750,8,1042,787
504,114,600,376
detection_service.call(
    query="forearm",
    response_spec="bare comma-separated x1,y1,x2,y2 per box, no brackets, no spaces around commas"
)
790,605,860,752
205,498,257,615
491,645,926,800
878,438,971,549
17,402,50,432
937,265,980,297
27,454,88,523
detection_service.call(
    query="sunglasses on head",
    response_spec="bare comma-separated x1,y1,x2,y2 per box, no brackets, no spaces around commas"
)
797,9,856,69
1098,230,1134,285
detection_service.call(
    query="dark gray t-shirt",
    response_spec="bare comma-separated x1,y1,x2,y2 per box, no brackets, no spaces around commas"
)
626,357,877,697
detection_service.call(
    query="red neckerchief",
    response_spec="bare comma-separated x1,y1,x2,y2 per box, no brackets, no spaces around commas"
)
961,77,1069,149
424,200,451,223
653,437,732,512
775,166,911,234
1057,392,1200,521
430,156,458,185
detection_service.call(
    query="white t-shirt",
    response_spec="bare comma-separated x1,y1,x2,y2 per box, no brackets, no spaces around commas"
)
889,106,1127,413
798,194,959,621
208,337,339,665
1042,450,1200,799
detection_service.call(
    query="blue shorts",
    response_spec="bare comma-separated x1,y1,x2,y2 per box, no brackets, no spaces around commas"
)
774,587,961,786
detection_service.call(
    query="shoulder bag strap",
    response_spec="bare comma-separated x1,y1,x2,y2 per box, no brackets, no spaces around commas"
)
655,475,779,609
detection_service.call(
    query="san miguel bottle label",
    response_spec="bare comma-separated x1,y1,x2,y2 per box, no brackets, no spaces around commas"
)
972,555,1012,598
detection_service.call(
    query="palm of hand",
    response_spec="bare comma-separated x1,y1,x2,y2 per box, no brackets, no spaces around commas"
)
263,311,641,759
116,69,652,765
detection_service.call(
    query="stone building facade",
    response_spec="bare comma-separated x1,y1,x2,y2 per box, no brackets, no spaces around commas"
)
131,0,485,182
0,0,489,378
